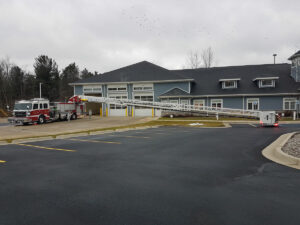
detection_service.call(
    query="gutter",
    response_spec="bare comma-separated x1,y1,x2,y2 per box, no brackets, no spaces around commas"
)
69,79,194,86
159,93,300,98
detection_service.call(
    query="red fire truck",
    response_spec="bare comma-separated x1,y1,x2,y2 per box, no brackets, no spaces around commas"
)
8,96,83,125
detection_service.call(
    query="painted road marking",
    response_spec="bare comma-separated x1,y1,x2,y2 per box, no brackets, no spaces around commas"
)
249,123,258,127
0,160,6,163
108,134,150,139
68,138,121,144
16,144,76,152
135,131,167,135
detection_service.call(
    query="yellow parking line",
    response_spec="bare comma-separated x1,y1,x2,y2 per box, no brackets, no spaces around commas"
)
68,138,121,144
108,135,150,139
0,160,6,163
16,144,75,152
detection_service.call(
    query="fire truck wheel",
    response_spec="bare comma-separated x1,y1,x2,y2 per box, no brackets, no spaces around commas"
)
38,115,45,124
71,113,77,120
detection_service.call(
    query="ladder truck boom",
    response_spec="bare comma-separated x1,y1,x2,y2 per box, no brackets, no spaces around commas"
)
78,95,279,126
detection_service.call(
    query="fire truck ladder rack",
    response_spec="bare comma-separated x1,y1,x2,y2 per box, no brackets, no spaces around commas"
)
79,95,261,118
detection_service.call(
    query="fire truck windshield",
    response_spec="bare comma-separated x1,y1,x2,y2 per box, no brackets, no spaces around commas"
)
14,103,32,110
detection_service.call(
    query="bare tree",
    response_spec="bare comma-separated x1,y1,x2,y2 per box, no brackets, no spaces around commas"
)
186,50,201,69
201,47,214,68
0,57,13,108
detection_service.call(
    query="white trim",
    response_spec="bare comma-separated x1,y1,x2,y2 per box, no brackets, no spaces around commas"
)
159,87,190,97
188,82,191,93
253,77,279,81
219,78,241,82
247,98,259,110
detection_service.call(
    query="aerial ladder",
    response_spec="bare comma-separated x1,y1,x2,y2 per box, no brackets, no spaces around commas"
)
78,95,279,126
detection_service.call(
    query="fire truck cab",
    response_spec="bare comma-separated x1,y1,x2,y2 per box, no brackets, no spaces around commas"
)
8,98,51,125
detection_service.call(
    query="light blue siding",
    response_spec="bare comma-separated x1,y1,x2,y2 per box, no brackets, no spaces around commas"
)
223,97,243,109
154,82,189,101
127,84,133,100
74,85,83,95
102,85,107,97
259,96,283,111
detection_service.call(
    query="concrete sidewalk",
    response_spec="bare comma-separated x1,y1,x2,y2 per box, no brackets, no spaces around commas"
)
0,116,154,141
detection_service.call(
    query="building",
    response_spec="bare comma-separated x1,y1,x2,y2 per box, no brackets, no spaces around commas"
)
70,50,300,117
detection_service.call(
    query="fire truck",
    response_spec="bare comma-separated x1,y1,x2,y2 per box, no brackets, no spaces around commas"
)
8,96,83,125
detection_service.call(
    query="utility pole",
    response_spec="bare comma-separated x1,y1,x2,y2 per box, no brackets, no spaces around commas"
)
273,54,277,64
39,83,42,99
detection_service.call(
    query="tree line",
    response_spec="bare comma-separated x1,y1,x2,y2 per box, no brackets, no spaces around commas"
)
0,55,98,110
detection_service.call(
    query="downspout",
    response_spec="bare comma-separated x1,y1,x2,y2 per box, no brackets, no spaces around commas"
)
242,96,244,114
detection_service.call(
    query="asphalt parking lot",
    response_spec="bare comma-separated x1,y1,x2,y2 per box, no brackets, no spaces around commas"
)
0,124,300,225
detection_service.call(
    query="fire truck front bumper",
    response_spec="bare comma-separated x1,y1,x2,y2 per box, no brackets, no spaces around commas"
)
8,117,32,125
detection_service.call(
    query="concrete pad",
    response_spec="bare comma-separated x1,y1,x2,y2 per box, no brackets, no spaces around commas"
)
0,140,9,145
262,132,300,170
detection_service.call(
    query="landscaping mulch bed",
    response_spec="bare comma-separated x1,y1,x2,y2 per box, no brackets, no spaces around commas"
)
282,133,300,158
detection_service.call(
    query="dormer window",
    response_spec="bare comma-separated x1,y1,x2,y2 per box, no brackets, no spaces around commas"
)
253,77,279,88
219,78,240,89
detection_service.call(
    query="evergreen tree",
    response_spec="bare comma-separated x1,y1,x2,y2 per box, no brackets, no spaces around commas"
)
33,55,60,101
60,63,79,100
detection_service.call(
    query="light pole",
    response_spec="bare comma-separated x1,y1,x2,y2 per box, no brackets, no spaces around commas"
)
273,54,277,64
39,82,42,99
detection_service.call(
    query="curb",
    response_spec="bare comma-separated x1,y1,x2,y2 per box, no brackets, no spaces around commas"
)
262,132,300,170
0,125,162,146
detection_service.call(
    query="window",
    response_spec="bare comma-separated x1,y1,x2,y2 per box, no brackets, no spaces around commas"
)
283,98,297,110
83,85,102,93
211,99,223,108
181,100,189,105
247,98,259,110
194,100,205,109
33,104,38,109
109,94,127,109
133,84,153,91
134,95,153,102
222,81,237,89
259,79,275,88
170,100,179,104
43,103,48,109
39,103,43,109
108,85,127,92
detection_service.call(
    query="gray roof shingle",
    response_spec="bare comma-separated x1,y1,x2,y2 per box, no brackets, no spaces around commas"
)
73,61,192,84
172,63,300,96
288,50,300,60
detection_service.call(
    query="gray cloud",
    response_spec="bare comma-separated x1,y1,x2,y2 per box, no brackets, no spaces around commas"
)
0,0,299,73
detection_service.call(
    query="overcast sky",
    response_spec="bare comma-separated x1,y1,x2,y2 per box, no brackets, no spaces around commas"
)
0,0,299,73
